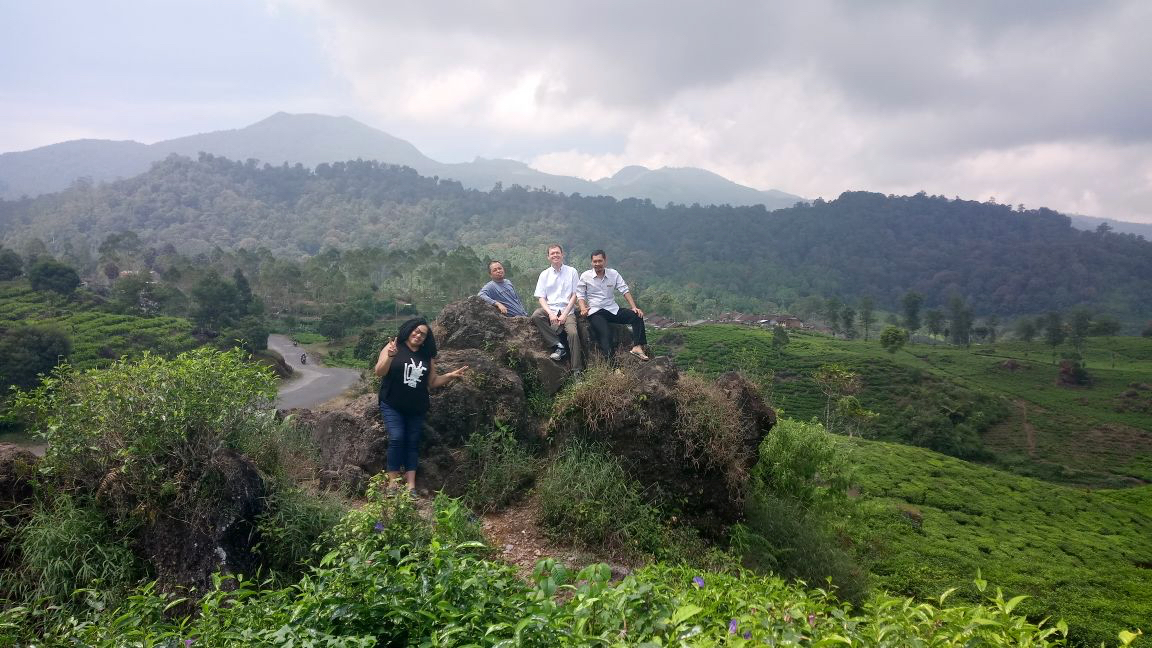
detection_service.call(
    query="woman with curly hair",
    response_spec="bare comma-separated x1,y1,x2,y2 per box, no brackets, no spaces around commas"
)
374,317,467,491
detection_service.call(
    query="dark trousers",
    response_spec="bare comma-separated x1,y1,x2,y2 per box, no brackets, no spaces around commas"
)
588,308,647,358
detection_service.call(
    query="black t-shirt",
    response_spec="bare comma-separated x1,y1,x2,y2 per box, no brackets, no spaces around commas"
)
379,344,433,415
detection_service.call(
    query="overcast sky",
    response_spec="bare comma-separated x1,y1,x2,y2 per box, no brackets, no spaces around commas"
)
3,0,1151,223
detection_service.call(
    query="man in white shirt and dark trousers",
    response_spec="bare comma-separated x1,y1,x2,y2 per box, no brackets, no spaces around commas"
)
532,243,582,370
577,249,650,362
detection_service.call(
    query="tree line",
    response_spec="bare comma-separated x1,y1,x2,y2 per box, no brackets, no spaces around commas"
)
1,154,1150,325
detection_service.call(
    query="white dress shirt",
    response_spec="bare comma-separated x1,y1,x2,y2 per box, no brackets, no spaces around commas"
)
578,268,629,315
534,264,579,311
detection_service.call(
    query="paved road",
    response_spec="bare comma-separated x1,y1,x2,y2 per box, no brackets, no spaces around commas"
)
268,334,365,409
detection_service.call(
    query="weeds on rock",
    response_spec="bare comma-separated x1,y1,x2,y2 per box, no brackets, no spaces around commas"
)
672,372,753,493
535,440,667,556
463,422,537,513
547,362,640,434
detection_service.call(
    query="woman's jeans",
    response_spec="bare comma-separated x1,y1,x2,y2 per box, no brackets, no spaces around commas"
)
379,402,425,472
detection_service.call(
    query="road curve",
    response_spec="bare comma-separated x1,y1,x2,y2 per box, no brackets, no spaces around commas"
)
267,334,366,410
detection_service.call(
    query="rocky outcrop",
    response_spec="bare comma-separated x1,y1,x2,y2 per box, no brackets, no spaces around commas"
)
437,297,635,393
0,444,39,572
137,448,266,601
296,298,775,534
0,443,38,509
547,362,774,536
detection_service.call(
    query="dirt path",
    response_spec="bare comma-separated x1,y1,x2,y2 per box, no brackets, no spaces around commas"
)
479,496,637,581
269,334,364,409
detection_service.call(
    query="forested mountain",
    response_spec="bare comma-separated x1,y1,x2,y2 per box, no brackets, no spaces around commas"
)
0,113,803,209
1,154,1150,322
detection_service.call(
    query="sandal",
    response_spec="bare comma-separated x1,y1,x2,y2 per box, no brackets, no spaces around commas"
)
629,349,650,361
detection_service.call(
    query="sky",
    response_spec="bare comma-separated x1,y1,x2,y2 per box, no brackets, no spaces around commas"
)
3,0,1152,223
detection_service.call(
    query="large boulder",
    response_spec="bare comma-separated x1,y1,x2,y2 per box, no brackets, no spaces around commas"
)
437,297,570,395
296,347,527,496
437,297,637,393
136,448,266,601
289,395,384,495
547,361,773,536
0,443,38,509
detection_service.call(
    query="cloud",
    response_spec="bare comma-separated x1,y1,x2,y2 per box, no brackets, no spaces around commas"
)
272,0,1152,221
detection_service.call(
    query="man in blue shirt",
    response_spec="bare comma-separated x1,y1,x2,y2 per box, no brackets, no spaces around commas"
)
477,261,528,317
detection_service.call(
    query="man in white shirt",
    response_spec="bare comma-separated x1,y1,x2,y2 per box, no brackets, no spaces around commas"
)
577,249,650,362
532,243,582,369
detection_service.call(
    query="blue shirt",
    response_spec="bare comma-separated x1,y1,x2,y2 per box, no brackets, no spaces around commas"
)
477,279,528,317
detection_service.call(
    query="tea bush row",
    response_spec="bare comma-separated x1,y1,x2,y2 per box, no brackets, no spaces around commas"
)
0,479,1077,647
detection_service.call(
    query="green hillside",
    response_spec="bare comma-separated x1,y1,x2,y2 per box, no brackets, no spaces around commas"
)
652,324,1152,643
652,325,1152,486
0,281,197,370
847,437,1151,647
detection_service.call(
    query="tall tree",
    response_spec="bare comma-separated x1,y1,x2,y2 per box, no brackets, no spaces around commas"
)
925,309,945,340
1015,318,1037,343
0,325,71,390
191,271,240,331
985,315,1000,344
857,296,875,341
1068,309,1091,353
840,306,857,339
902,291,924,339
948,296,972,347
0,248,23,280
824,296,843,335
1043,312,1066,350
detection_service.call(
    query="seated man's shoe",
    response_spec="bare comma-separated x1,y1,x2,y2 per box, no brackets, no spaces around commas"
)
549,346,568,361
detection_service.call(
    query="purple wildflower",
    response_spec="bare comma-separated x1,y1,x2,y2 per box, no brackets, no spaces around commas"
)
184,640,194,647
808,613,816,626
373,521,385,533
728,619,739,634
743,631,752,639
692,576,705,588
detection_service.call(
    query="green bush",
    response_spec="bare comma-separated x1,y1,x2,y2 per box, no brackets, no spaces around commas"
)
11,508,1073,647
751,417,853,512
462,422,537,513
671,372,754,493
733,495,869,605
536,441,668,556
13,347,277,529
254,487,346,582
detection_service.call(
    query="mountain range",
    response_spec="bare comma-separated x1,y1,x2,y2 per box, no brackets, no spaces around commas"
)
0,112,804,210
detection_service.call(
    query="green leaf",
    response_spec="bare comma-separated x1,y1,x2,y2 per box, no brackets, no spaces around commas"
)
670,604,703,625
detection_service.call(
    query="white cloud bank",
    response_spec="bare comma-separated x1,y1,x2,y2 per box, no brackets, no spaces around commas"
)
275,0,1152,222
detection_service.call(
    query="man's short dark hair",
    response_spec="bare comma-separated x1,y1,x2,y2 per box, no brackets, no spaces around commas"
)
590,249,606,259
487,260,503,271
547,243,564,254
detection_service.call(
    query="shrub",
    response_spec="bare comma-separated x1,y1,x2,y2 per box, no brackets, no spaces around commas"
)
751,417,853,512
535,440,667,555
462,422,537,513
733,495,869,604
254,487,346,581
547,361,638,434
13,347,277,530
